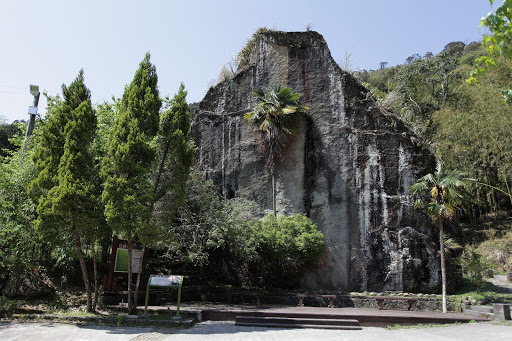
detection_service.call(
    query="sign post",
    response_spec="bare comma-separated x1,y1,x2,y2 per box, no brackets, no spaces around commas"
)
144,275,184,317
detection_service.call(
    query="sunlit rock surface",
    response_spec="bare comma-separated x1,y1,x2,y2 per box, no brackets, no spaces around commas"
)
192,31,446,292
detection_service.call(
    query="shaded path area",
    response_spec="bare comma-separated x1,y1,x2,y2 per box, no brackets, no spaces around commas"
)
487,275,512,293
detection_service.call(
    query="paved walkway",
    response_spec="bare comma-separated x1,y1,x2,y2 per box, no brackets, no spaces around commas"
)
0,321,511,341
487,275,512,293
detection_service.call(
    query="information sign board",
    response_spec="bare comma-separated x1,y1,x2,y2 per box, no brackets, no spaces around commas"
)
148,275,183,287
144,274,185,317
114,248,143,273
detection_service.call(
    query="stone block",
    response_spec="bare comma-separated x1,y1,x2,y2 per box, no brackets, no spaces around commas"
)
492,303,511,321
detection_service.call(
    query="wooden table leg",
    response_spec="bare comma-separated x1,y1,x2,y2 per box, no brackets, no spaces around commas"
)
377,299,384,310
298,295,304,307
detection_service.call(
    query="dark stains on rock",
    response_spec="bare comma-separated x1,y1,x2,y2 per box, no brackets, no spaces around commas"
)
303,114,317,217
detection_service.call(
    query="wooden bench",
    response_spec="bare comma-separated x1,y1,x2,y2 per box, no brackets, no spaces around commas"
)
375,296,419,311
226,291,264,306
297,294,337,308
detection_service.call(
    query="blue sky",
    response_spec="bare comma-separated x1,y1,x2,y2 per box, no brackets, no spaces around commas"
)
0,0,493,123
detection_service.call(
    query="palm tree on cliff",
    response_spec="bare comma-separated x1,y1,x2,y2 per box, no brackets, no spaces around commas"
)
409,161,474,313
244,86,309,216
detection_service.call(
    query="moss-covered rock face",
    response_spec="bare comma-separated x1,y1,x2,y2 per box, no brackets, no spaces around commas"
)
192,30,449,292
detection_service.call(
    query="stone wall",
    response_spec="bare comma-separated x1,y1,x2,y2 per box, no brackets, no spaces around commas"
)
192,30,442,292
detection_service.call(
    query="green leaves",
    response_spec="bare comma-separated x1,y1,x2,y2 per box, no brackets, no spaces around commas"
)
165,171,324,288
469,0,512,102
481,0,512,59
241,213,324,288
101,56,194,249
102,53,162,241
150,83,195,237
409,161,474,222
255,213,324,265
121,53,161,137
393,44,464,137
459,246,488,292
434,55,512,208
30,70,98,241
244,86,309,139
0,120,46,268
467,55,497,84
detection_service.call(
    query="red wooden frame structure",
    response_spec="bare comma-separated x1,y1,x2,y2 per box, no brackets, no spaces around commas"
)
103,236,147,291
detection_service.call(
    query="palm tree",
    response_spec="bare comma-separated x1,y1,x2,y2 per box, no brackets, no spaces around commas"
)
244,86,309,216
409,161,474,313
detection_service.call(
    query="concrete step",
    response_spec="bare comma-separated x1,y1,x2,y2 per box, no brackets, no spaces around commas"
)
235,322,362,330
465,309,494,320
468,305,493,313
235,316,361,330
236,316,360,326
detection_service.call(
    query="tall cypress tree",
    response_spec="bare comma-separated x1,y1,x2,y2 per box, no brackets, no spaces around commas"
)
128,83,196,309
152,83,195,224
29,70,98,312
101,53,161,314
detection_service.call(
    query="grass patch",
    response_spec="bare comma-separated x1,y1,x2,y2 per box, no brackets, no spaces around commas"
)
493,320,512,326
386,322,461,330
57,310,99,318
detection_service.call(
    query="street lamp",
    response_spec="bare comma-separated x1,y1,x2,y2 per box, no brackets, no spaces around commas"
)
25,84,40,138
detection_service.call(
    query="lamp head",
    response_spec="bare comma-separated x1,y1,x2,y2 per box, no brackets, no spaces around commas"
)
29,84,39,96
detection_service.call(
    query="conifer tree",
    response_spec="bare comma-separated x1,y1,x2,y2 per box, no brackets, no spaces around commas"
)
130,83,195,309
101,53,161,314
152,83,195,223
29,70,98,312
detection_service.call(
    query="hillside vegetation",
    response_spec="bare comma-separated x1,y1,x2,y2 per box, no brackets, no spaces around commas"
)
358,40,512,275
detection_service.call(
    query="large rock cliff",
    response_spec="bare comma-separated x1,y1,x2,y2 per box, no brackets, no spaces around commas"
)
192,30,443,292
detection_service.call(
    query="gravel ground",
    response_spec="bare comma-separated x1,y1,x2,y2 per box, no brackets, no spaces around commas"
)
0,321,511,341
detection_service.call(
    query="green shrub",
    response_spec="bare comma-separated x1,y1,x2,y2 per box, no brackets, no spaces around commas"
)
459,246,488,292
165,171,324,289
476,230,512,273
242,213,324,288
